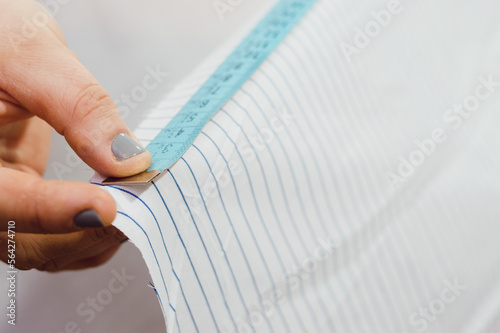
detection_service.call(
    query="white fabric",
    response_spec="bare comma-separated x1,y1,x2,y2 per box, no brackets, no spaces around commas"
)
94,0,500,332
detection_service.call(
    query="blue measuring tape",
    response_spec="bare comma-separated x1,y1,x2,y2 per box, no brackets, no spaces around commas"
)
103,0,317,185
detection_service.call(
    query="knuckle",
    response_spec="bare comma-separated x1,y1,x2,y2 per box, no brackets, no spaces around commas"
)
69,83,116,129
112,229,126,243
15,238,50,271
85,226,115,243
0,146,20,165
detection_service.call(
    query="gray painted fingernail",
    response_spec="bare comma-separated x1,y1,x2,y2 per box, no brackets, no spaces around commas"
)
112,133,145,160
120,238,130,244
74,209,104,228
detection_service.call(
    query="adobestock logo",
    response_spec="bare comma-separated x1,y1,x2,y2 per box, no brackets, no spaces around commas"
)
340,0,403,63
116,65,170,119
234,236,341,333
213,0,245,21
385,74,499,188
7,0,74,52
385,129,448,187
51,267,135,333
404,278,467,333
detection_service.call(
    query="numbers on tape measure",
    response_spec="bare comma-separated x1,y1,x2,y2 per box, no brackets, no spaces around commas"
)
146,0,317,172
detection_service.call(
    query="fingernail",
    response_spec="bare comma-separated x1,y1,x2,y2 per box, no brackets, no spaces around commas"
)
120,238,129,244
112,133,145,160
74,209,105,228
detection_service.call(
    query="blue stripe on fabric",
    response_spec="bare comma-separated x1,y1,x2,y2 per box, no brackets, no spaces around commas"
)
231,89,337,330
200,130,291,332
116,211,182,333
152,181,221,332
210,118,307,331
106,185,198,332
220,104,325,332
180,155,258,332
166,172,237,331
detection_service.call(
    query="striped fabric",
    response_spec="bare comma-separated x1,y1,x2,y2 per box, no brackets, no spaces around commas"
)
97,0,500,332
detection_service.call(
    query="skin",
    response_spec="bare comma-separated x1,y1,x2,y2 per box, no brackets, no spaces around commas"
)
0,0,152,271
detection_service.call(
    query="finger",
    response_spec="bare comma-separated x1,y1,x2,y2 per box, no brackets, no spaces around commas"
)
0,159,40,176
0,100,32,125
0,226,126,271
0,89,22,105
0,4,151,177
41,228,125,271
58,243,122,271
0,167,117,233
0,117,52,175
0,89,32,125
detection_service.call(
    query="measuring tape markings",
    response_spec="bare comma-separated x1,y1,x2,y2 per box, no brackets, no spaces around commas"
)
147,0,317,171
103,0,317,185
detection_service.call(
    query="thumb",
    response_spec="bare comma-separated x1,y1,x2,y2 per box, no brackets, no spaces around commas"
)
0,4,151,177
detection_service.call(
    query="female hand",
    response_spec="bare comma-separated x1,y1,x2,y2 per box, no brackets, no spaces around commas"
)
0,0,152,271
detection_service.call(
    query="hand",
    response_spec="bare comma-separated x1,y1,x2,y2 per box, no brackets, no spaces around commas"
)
0,0,152,271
